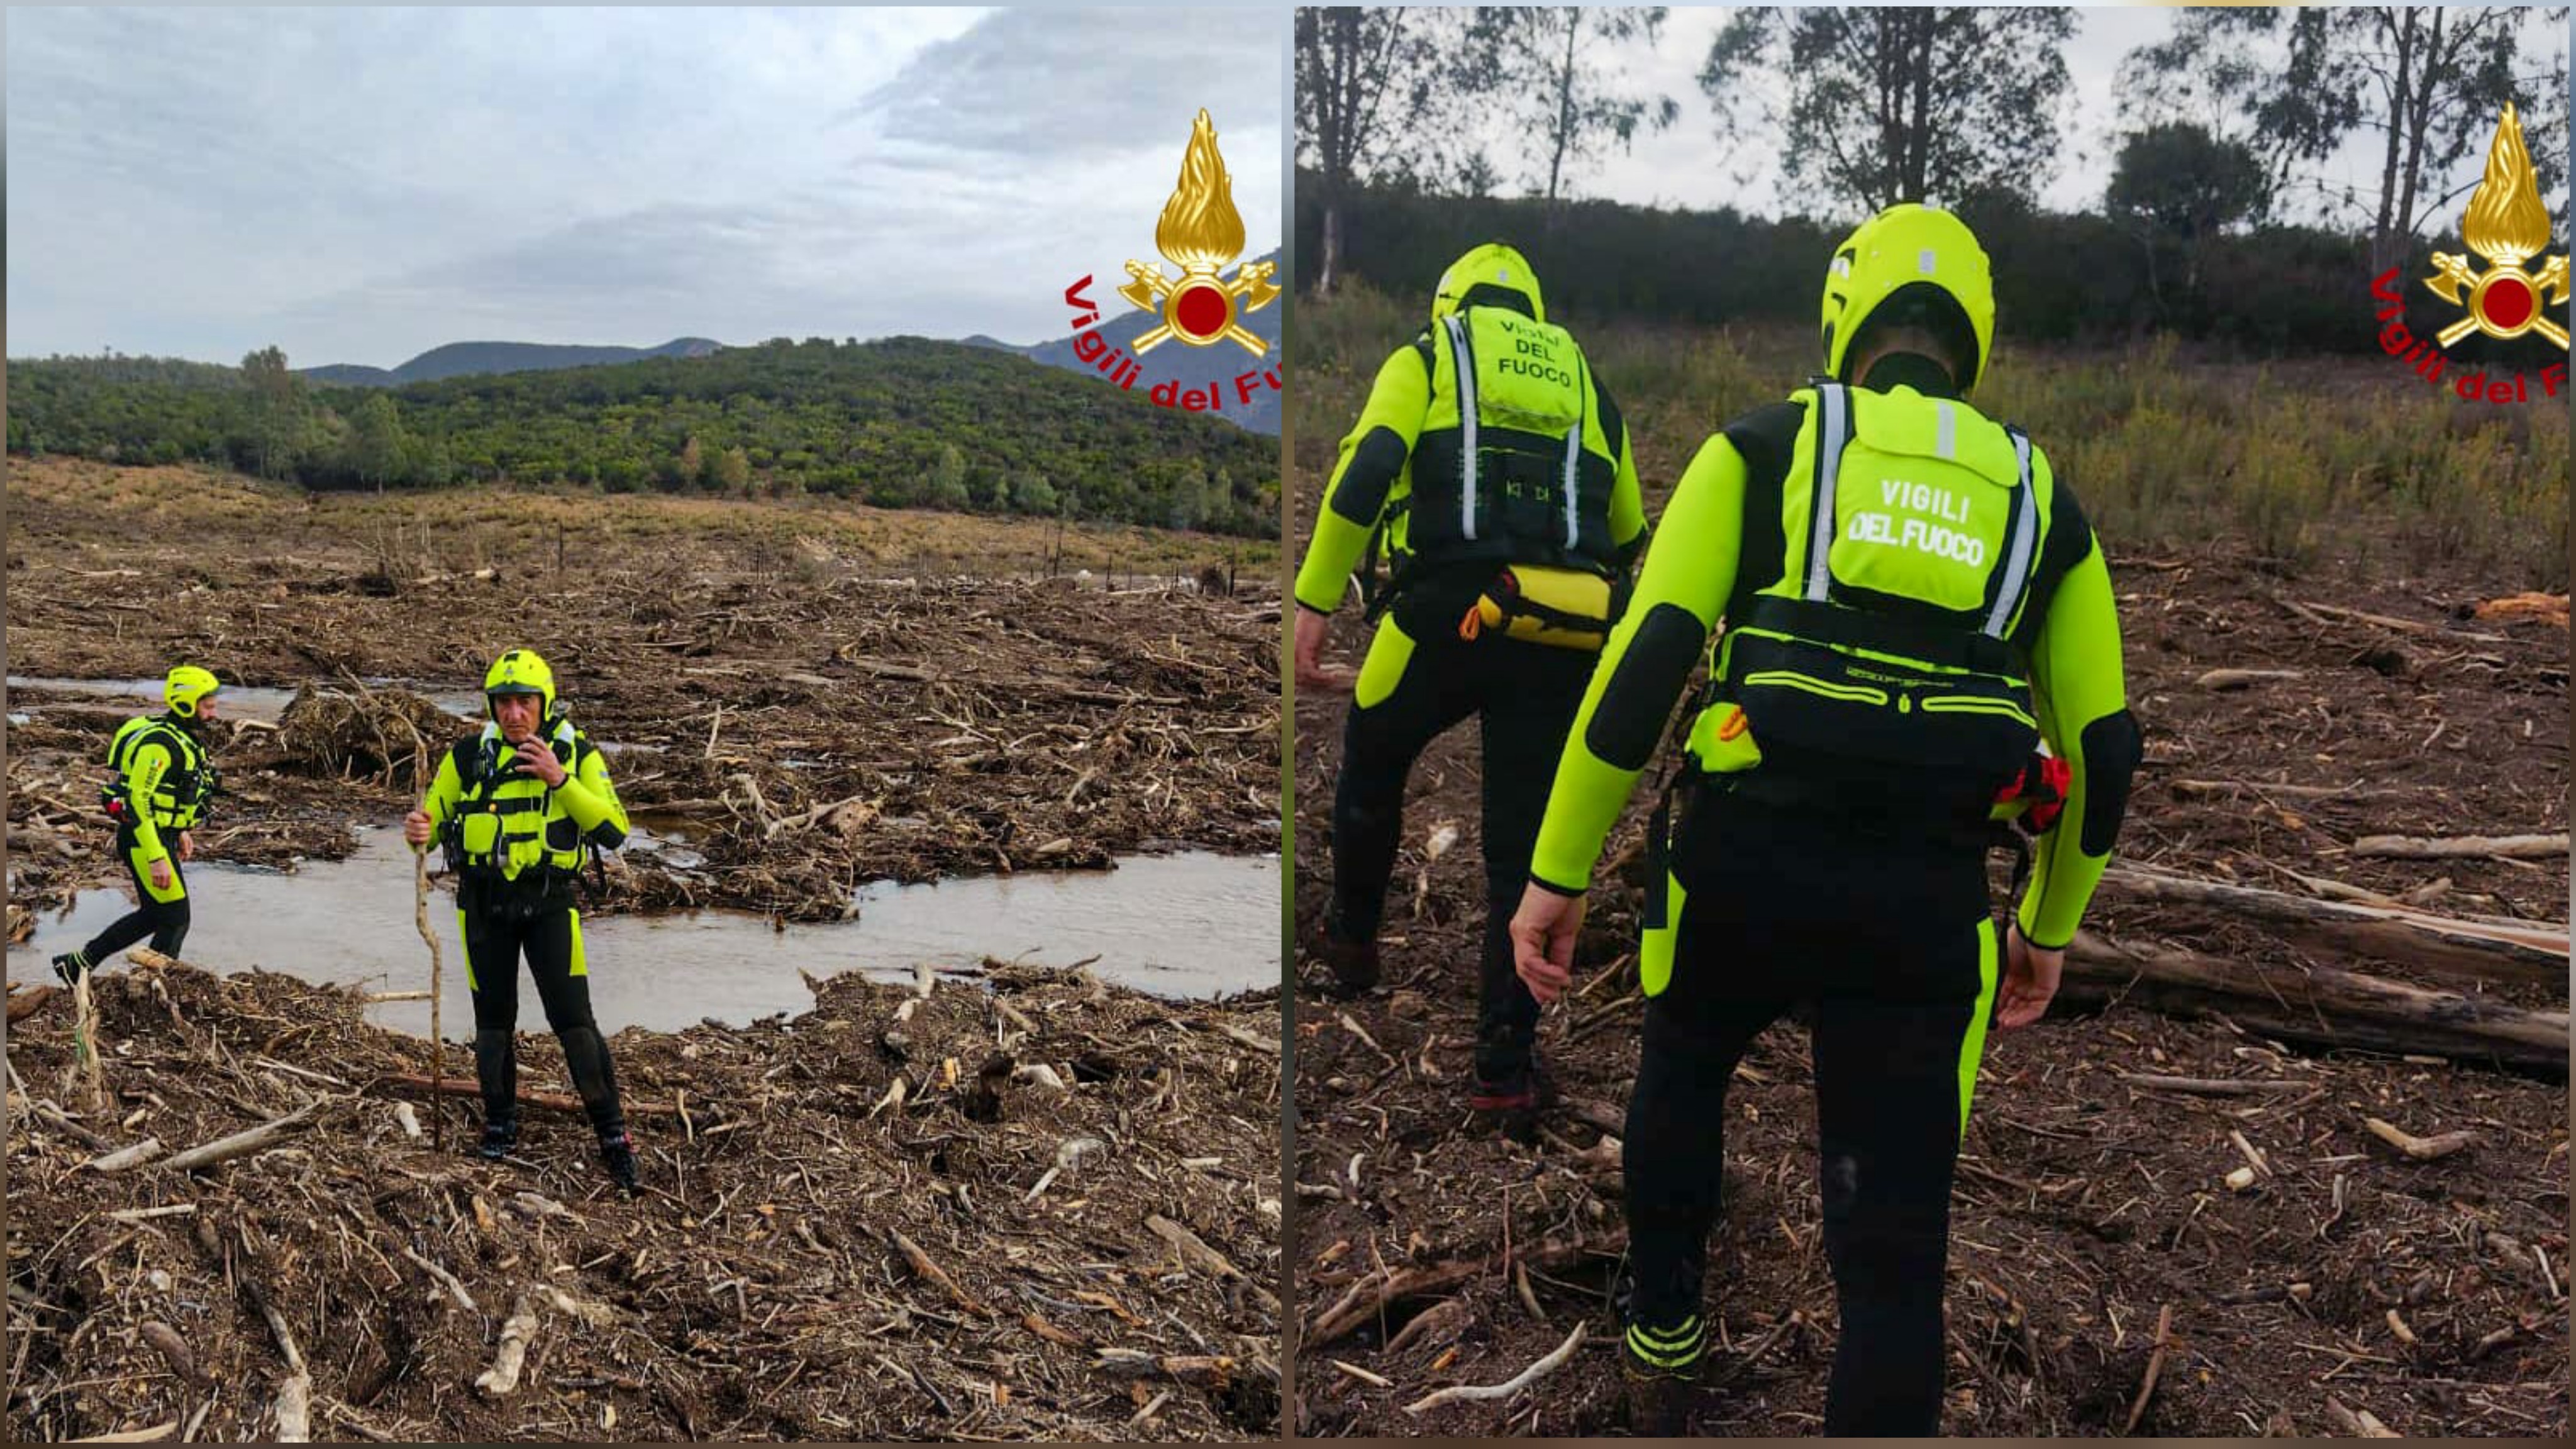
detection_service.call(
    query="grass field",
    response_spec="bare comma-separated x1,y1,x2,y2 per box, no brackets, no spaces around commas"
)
1292,282,2568,589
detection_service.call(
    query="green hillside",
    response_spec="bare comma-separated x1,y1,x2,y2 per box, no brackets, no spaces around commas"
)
9,336,1280,536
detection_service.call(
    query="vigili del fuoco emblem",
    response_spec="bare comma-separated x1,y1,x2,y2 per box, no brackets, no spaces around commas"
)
1120,109,1278,356
2424,103,2568,349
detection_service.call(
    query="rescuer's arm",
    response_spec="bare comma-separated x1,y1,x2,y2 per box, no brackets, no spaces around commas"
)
1608,418,1648,570
555,742,630,846
2018,525,2141,950
1291,341,1433,615
421,749,464,826
1527,432,1750,894
121,740,174,863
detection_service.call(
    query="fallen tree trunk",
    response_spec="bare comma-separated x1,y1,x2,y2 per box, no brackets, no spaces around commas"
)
2060,934,2567,1076
2097,867,2567,987
2351,832,2568,861
373,1072,684,1119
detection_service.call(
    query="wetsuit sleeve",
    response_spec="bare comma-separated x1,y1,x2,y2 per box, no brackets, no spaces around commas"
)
555,742,628,845
1528,433,1751,893
1609,421,1647,565
1292,342,1433,614
2018,535,2139,949
122,738,174,862
418,749,464,831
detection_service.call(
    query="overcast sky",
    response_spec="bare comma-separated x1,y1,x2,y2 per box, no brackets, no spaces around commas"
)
6,6,1286,365
1448,4,2567,225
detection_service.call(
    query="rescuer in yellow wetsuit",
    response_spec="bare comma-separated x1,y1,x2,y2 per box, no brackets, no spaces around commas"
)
53,665,225,981
404,648,638,1192
1509,204,2141,1434
1291,242,1646,1131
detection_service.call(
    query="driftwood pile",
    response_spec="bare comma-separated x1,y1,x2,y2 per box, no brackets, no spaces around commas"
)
5,955,1282,1441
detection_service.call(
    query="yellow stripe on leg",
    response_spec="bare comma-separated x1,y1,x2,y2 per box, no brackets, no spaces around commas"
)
1957,916,1999,1141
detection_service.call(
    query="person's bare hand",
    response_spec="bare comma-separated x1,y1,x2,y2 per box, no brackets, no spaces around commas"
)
148,857,174,892
1293,606,1357,694
177,830,196,863
404,809,435,848
1509,883,1587,1004
1996,923,2062,1028
514,740,567,788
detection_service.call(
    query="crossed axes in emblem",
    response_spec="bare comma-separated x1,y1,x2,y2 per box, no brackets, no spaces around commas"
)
2426,251,2570,348
1120,259,1280,355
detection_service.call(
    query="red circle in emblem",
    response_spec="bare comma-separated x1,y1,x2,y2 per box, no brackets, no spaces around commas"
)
2481,275,2534,331
1174,284,1229,338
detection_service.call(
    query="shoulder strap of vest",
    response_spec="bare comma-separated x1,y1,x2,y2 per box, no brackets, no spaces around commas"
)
1982,425,2040,640
1438,312,1480,545
1797,382,1854,602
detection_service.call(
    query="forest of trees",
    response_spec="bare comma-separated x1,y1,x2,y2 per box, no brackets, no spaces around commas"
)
1297,6,2567,362
8,337,1282,538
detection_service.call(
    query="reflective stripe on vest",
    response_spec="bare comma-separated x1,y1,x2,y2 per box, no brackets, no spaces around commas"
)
1441,313,1480,543
1985,428,2038,639
1802,383,1852,602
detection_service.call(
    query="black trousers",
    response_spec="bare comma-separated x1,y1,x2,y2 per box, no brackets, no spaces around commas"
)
1623,792,1998,1436
462,892,626,1141
80,825,191,963
1329,604,1596,1082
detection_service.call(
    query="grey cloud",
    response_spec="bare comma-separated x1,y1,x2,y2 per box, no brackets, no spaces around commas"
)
6,6,1279,363
852,8,1280,162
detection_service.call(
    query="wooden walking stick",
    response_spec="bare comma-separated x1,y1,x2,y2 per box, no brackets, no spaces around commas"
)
414,844,445,1152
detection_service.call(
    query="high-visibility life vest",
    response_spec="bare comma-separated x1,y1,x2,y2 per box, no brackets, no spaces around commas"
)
102,714,212,830
443,716,604,881
1391,306,1623,578
1690,381,2055,797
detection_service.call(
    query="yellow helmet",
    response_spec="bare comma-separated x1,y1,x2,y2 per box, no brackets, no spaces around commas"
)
482,648,557,720
1820,204,1996,392
164,664,221,718
1432,242,1544,325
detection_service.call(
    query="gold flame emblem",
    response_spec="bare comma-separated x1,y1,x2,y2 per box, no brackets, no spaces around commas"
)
2425,104,2568,348
1119,109,1276,356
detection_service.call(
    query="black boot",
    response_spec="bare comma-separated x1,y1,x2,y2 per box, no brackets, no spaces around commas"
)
50,951,91,985
479,1112,520,1161
598,1131,639,1194
1467,1053,1557,1141
1320,933,1380,994
1621,1315,1706,1435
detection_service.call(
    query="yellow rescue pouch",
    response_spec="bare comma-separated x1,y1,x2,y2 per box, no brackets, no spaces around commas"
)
1462,564,1617,651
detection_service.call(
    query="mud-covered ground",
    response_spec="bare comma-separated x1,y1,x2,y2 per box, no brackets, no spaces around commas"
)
6,460,1282,928
1289,541,2570,1437
6,959,1280,1441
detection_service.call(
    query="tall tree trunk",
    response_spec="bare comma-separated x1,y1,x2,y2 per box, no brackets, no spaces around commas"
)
2370,9,2418,271
1546,11,1579,210
1319,194,1343,295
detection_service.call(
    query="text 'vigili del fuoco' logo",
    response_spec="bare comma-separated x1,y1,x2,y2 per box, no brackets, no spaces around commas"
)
1061,109,1281,416
2373,103,2568,402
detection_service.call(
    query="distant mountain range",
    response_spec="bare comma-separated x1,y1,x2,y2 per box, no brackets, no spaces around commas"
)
286,251,1283,433
964,251,1282,435
299,337,723,387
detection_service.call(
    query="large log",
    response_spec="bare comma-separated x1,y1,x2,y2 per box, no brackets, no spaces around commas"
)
2060,933,2566,1076
2097,867,2567,987
2351,832,2568,860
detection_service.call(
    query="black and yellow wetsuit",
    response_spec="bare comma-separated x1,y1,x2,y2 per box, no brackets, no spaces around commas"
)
1530,355,2138,1432
1297,264,1646,1096
418,716,632,1146
68,712,216,968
